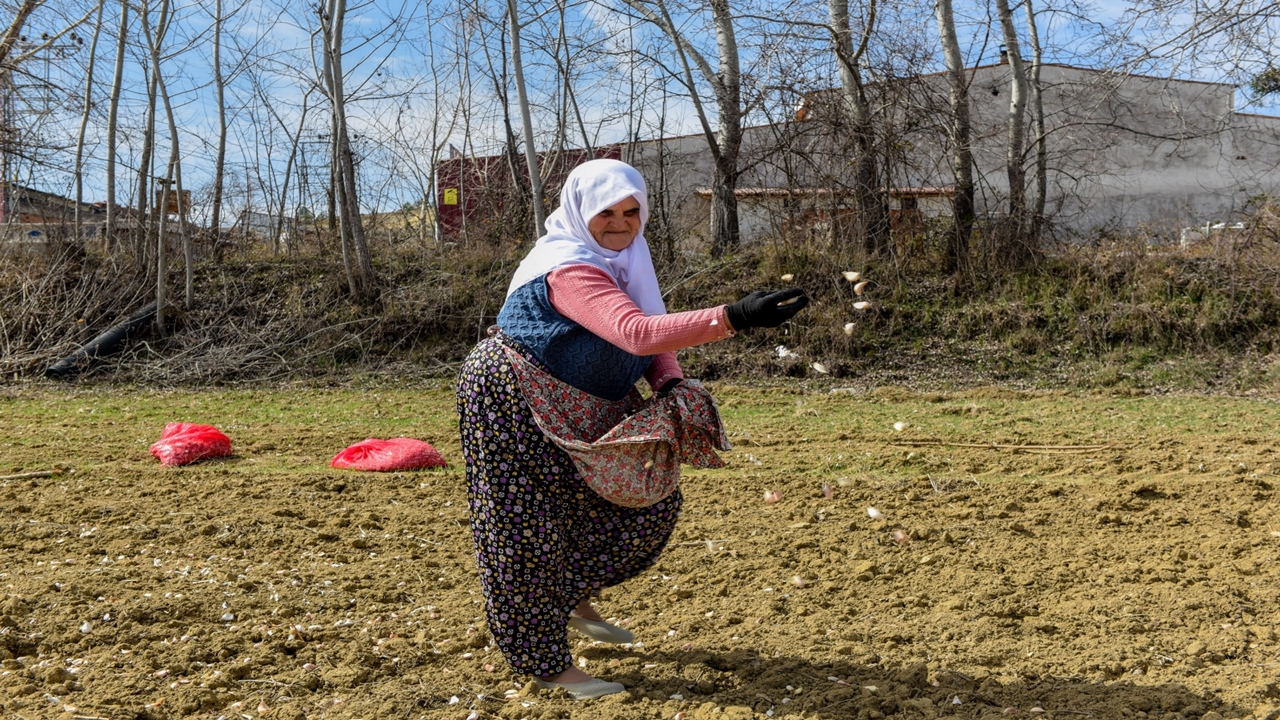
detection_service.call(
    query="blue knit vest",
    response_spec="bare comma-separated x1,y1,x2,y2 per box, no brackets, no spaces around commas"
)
497,275,653,401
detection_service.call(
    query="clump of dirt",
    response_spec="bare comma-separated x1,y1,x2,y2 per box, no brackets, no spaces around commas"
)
1,388,1278,720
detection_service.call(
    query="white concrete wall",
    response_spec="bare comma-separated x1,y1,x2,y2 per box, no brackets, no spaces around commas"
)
621,64,1280,242
892,63,1280,235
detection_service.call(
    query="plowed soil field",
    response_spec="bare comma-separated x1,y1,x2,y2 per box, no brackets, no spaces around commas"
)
1,383,1278,720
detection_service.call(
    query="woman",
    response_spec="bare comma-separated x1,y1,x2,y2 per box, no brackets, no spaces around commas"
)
456,159,808,699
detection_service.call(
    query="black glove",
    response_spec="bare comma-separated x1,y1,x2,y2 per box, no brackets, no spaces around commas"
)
726,288,809,331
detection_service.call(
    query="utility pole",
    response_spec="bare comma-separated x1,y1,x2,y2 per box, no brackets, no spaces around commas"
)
0,37,83,226
0,72,11,224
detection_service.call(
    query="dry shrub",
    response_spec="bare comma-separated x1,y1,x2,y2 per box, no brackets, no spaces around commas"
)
5,215,1280,387
0,245,151,377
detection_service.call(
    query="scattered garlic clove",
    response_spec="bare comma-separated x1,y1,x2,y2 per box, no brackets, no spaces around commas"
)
764,490,782,504
892,529,911,545
843,271,860,281
790,575,807,588
822,483,834,500
812,362,829,374
867,507,883,520
843,322,855,335
781,273,794,281
893,421,907,431
854,281,869,295
854,301,871,310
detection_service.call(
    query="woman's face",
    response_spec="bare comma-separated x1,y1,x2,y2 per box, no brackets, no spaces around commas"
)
588,196,642,251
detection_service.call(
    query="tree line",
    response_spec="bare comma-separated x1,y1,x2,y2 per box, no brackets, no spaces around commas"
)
0,0,1276,316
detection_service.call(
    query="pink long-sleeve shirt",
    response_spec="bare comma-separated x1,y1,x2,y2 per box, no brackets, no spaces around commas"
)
545,264,735,390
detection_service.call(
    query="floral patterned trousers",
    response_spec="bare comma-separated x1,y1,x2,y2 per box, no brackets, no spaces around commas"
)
456,336,682,676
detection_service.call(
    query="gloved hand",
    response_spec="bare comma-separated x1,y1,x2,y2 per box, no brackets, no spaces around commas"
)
725,288,809,331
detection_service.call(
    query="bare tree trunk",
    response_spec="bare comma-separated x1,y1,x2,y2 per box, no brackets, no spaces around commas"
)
934,0,974,275
155,35,190,308
329,131,353,287
0,1,42,71
456,12,475,246
420,7,462,250
318,0,374,300
104,0,127,249
424,10,448,249
624,21,639,162
74,0,106,241
623,0,745,257
336,100,372,299
209,0,227,241
649,89,674,264
0,2,40,225
505,0,545,237
828,0,889,256
142,0,179,328
135,1,159,268
555,0,593,155
273,92,310,253
478,15,530,240
1023,0,1047,238
995,0,1029,252
707,0,742,257
325,151,336,239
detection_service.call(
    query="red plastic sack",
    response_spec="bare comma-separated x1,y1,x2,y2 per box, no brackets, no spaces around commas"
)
149,423,233,467
330,437,447,472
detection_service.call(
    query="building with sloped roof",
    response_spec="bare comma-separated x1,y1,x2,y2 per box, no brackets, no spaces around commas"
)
439,63,1280,246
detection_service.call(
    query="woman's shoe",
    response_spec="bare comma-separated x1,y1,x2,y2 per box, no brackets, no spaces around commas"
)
568,615,635,644
535,677,626,700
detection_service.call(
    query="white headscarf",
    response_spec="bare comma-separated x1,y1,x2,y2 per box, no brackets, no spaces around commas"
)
505,159,666,316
